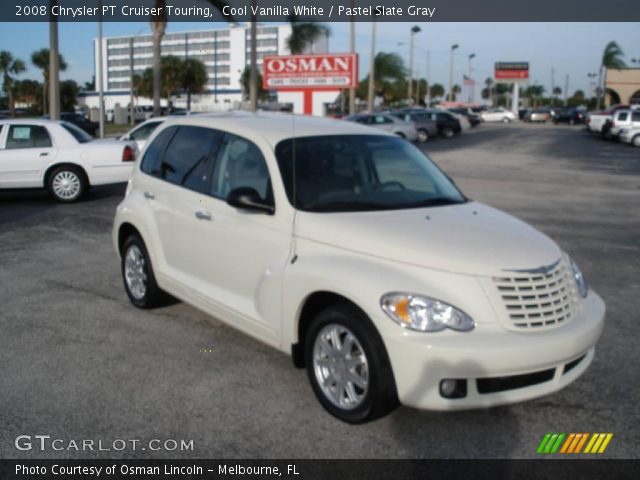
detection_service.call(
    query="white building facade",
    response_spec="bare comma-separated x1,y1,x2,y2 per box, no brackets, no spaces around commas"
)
83,24,334,115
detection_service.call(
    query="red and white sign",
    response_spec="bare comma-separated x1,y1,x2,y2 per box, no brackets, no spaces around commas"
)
495,62,529,80
263,53,358,90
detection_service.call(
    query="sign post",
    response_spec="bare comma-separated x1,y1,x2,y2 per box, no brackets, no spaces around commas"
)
495,62,529,114
263,53,358,115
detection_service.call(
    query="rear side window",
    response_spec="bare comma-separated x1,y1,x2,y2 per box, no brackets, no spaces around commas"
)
5,125,52,149
631,111,640,122
61,122,92,143
160,126,222,193
140,126,179,176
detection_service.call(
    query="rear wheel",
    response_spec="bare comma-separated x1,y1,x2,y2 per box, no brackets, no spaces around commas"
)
121,234,169,309
47,166,87,203
417,129,429,143
502,117,511,123
442,127,454,139
633,135,640,147
305,303,398,423
569,118,576,126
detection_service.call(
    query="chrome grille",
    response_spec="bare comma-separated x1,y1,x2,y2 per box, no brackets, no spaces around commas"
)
493,260,579,329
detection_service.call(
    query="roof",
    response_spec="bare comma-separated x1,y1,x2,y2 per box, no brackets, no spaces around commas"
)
159,111,388,144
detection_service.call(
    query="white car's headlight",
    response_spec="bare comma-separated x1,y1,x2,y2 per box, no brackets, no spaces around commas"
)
380,293,475,332
568,256,589,298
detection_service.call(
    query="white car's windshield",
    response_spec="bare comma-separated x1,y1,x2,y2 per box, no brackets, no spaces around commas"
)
275,135,466,212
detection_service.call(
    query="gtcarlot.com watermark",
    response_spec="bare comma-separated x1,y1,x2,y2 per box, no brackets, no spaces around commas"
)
15,435,194,452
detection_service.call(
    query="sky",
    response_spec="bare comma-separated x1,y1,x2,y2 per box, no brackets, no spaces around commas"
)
1,21,638,98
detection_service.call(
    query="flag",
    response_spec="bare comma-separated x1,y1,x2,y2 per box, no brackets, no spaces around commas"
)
463,74,475,86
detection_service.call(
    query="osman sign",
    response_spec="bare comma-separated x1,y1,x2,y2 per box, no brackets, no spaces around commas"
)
263,53,358,90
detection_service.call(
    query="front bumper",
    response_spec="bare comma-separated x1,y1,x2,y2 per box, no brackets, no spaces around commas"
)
382,290,605,410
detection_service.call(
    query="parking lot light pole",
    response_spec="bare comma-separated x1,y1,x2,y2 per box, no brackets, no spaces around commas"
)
449,44,459,102
48,0,60,120
468,53,476,103
407,25,421,104
97,1,105,138
367,21,377,112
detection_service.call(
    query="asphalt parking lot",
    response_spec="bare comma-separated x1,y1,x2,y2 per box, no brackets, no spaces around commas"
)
0,122,638,459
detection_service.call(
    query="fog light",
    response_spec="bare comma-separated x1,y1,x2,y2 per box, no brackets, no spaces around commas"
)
439,379,467,399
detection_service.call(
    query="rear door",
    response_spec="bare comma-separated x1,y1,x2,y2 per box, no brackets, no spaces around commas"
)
0,124,56,188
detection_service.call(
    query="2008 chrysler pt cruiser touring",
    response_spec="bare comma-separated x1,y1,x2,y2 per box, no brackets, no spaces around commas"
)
113,111,605,423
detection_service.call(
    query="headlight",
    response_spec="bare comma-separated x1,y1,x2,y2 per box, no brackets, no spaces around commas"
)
380,293,475,332
568,256,589,298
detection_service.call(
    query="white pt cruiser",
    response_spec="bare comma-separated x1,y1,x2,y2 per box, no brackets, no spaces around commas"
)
113,112,605,423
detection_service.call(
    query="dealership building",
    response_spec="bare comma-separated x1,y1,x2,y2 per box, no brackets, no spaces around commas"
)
82,24,333,114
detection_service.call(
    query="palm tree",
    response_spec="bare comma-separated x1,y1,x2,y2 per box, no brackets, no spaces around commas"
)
373,52,406,92
429,83,445,99
239,66,267,101
0,51,26,117
182,58,208,111
31,48,67,115
484,77,494,106
150,0,231,116
286,18,330,54
451,84,461,102
597,41,626,109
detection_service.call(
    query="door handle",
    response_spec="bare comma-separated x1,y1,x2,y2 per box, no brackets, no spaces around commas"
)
40,152,49,157
143,191,155,199
194,211,213,221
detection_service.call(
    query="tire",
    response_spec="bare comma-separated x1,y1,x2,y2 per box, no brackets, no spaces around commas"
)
442,127,454,139
47,165,87,203
304,303,398,423
417,129,429,143
121,234,169,309
569,118,576,126
633,135,640,147
502,117,511,123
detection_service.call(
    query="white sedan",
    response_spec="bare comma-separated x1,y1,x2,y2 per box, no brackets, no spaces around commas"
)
0,119,137,202
481,108,518,123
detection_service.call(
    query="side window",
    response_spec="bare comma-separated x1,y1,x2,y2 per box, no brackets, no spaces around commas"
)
140,126,178,176
211,134,271,203
618,112,628,122
632,111,640,122
160,126,222,193
131,122,161,141
5,125,52,149
355,116,369,124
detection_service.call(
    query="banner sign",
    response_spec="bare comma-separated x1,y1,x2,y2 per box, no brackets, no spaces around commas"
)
263,53,358,90
495,62,529,80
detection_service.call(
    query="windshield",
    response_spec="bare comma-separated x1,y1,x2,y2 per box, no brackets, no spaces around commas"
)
275,135,466,212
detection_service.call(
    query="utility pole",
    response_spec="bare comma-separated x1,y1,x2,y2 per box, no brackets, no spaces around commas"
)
48,0,60,120
97,2,104,138
448,44,459,102
467,53,476,103
564,74,569,106
426,50,431,107
367,21,376,112
407,25,421,104
129,38,135,126
249,0,258,113
348,2,355,114
551,66,555,103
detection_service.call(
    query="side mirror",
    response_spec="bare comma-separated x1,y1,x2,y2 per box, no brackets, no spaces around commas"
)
227,187,274,215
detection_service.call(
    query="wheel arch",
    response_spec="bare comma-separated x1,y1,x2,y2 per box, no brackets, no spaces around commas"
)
117,222,143,255
44,162,90,187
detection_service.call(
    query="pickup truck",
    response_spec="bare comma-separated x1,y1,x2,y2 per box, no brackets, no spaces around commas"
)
586,104,636,136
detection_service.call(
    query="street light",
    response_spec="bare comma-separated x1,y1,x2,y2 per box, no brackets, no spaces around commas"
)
407,25,421,104
467,53,476,103
448,44,459,102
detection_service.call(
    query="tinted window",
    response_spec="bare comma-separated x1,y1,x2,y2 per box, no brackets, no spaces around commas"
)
211,134,272,203
5,125,52,149
618,112,629,121
160,126,221,193
373,115,393,124
632,112,640,122
130,121,162,141
61,122,92,143
140,126,179,176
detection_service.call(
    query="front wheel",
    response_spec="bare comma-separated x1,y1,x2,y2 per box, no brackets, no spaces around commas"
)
502,117,511,123
442,127,454,139
47,166,87,202
633,135,640,147
417,129,429,143
305,303,398,423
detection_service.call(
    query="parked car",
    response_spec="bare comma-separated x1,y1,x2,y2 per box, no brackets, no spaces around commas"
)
553,108,586,126
119,118,166,151
446,111,471,130
480,108,517,123
619,127,640,147
447,107,482,127
525,108,552,123
608,109,640,138
344,113,418,141
389,111,438,142
586,104,635,135
517,109,529,121
43,112,99,136
113,112,604,423
0,119,137,202
403,109,462,138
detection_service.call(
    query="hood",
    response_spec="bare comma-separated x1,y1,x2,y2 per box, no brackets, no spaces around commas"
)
296,201,561,276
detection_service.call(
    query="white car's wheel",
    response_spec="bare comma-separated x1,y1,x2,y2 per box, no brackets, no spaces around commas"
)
502,117,511,123
633,135,640,147
417,129,429,143
47,166,87,203
121,234,170,309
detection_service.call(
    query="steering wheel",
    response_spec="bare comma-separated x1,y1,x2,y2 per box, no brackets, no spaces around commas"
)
374,181,406,191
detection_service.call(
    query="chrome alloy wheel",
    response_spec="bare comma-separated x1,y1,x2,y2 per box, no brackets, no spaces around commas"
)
124,245,147,300
313,324,369,410
51,170,81,200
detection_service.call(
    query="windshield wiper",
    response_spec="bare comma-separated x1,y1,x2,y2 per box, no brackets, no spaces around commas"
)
304,201,392,212
400,197,466,208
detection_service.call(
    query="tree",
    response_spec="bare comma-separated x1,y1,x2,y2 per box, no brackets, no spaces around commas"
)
484,77,495,106
573,89,585,101
60,80,79,112
14,79,42,109
597,41,626,108
449,84,461,101
429,83,445,99
182,58,208,110
0,51,26,117
31,48,67,115
240,66,268,101
286,18,330,54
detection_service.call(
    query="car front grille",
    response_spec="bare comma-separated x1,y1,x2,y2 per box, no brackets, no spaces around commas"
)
493,259,579,329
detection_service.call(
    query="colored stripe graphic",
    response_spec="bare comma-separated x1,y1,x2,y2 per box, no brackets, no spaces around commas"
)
538,433,613,455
